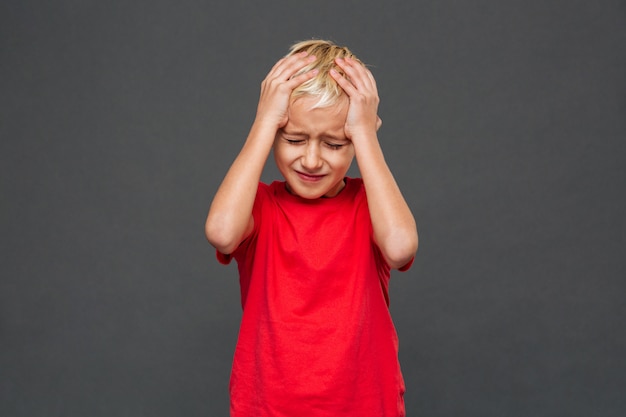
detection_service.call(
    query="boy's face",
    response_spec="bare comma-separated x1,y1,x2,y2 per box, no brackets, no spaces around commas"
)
274,95,355,199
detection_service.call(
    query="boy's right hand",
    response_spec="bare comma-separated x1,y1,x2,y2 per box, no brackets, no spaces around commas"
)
254,52,318,130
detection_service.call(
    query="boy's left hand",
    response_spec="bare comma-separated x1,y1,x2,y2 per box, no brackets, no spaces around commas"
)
330,57,383,141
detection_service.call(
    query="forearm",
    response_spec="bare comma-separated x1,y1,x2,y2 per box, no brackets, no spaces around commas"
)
205,122,276,253
354,132,418,269
206,52,318,254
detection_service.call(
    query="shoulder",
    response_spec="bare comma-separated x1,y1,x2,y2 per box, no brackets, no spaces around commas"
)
259,180,288,198
343,177,365,197
252,181,286,220
346,176,364,189
343,177,368,208
253,181,279,203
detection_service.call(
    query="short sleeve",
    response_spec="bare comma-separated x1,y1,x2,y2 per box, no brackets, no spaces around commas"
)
216,250,233,265
397,256,415,272
213,182,270,267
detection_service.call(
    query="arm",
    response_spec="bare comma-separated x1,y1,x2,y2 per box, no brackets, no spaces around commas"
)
205,52,318,254
331,57,418,269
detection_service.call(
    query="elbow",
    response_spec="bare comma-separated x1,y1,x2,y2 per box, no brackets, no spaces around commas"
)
205,218,238,255
382,230,418,270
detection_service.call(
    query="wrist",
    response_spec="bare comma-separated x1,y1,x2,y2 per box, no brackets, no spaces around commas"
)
250,118,280,141
348,128,378,145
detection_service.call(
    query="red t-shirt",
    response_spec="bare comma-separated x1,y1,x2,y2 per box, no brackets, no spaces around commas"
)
217,177,412,417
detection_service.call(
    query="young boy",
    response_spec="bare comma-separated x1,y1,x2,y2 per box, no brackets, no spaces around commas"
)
205,40,418,417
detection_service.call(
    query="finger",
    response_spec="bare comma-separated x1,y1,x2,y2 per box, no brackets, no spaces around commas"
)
347,58,377,95
363,64,377,89
352,63,377,93
329,67,357,96
346,57,376,85
267,51,306,74
269,52,316,82
285,68,318,89
334,57,375,92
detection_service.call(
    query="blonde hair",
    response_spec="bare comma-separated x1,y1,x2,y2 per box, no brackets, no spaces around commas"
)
286,39,364,109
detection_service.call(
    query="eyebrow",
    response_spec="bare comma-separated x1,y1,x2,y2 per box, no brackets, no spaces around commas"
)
281,129,308,137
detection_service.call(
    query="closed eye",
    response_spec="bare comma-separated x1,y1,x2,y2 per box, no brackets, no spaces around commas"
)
325,142,345,150
285,138,305,145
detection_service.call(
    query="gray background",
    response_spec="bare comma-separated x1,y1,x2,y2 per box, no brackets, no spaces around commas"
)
1,0,624,416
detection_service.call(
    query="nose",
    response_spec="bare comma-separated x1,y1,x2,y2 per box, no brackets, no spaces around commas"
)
301,142,323,171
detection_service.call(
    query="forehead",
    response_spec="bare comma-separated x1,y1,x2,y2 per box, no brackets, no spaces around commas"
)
285,96,348,137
